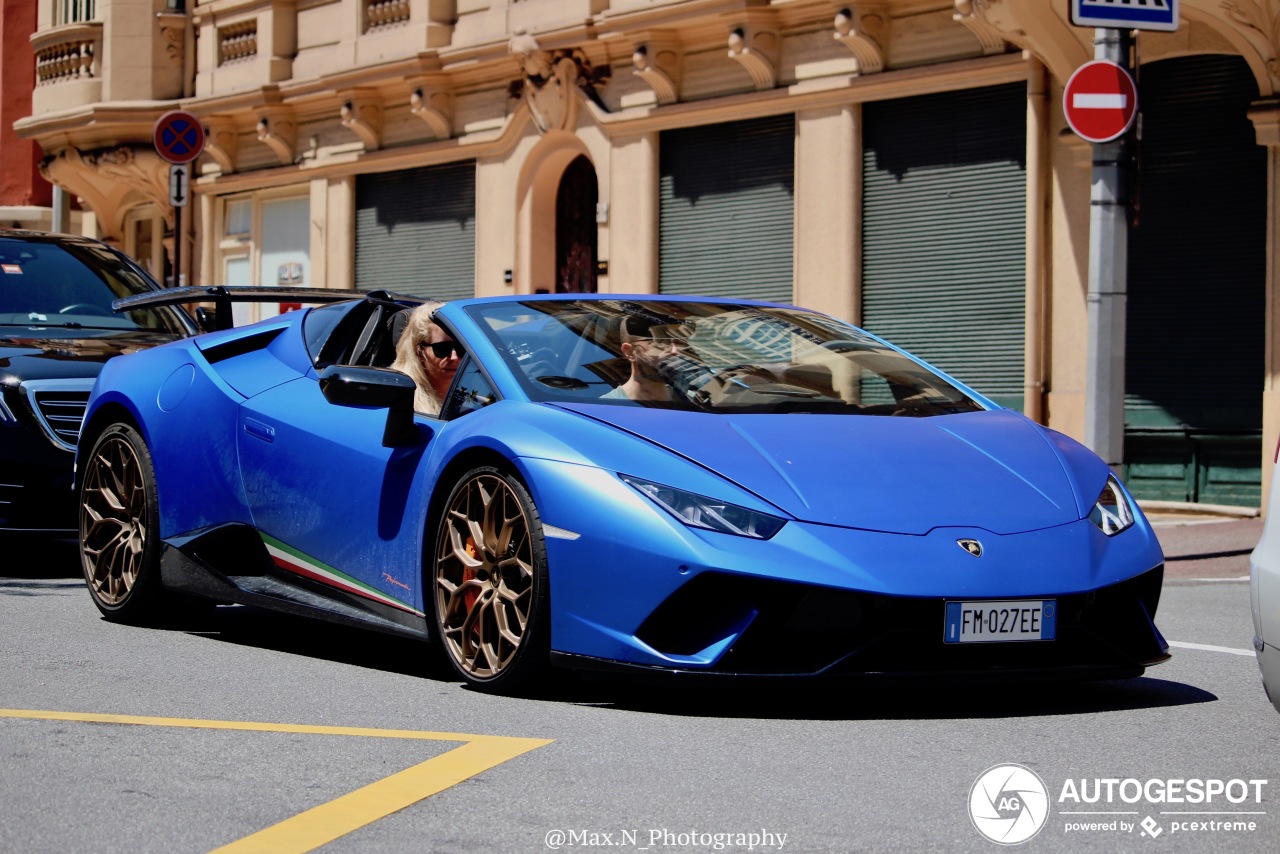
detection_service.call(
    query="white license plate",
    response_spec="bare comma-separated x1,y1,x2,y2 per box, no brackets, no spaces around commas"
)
944,600,1057,644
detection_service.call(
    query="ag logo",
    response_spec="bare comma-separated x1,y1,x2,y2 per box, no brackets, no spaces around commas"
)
969,764,1050,845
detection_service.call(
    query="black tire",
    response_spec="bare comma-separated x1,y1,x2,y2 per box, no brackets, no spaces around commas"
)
432,465,550,693
78,423,166,623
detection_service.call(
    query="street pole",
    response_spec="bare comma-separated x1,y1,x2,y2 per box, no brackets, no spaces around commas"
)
173,202,182,289
52,186,71,234
1082,27,1134,471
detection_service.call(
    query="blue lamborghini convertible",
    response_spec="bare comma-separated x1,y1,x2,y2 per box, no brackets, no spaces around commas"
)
77,291,1169,692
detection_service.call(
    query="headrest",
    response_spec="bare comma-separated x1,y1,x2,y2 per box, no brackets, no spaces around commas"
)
387,307,414,348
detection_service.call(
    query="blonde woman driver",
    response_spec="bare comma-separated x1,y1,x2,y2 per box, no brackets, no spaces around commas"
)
389,302,460,416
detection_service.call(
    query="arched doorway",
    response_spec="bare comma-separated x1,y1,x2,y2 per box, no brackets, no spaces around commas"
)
555,155,598,293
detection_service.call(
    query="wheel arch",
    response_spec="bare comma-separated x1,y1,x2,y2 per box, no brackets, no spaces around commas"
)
77,400,146,482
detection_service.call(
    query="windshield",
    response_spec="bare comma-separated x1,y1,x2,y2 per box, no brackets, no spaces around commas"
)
0,237,190,334
467,299,984,416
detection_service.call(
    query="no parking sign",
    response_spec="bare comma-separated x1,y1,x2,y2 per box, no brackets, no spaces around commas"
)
153,111,205,165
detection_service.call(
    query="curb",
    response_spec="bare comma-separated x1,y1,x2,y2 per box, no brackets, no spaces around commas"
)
1139,500,1260,519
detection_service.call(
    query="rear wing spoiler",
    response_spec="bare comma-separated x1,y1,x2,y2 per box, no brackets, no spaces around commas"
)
113,286,423,331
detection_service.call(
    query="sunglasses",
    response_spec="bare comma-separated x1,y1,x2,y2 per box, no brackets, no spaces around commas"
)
421,340,461,359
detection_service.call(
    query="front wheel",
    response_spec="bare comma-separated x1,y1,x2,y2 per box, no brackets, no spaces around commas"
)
79,423,165,622
432,466,550,693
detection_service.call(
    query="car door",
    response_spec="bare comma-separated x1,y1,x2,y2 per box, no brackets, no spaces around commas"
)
236,371,436,621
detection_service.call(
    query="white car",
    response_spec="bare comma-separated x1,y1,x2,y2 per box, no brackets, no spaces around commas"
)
1250,457,1280,713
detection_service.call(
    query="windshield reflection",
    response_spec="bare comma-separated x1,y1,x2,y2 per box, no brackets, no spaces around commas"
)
467,300,985,417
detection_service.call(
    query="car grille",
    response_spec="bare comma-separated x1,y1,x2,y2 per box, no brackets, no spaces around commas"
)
22,379,95,451
636,566,1167,677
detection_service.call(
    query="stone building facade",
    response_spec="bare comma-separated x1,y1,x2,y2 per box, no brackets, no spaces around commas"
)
14,0,1280,507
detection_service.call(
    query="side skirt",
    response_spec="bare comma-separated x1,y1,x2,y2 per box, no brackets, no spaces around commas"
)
159,523,429,641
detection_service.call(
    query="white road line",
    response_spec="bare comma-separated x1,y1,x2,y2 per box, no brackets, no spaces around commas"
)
1168,640,1255,657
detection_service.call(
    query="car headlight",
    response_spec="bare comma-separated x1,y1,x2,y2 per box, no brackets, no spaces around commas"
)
1089,475,1135,536
620,474,786,540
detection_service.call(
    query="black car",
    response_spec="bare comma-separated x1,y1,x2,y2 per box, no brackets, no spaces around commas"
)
0,231,196,533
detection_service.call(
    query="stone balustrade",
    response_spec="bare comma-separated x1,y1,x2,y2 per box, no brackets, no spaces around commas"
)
32,22,102,86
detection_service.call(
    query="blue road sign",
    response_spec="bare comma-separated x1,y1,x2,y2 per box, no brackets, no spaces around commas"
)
1071,0,1179,33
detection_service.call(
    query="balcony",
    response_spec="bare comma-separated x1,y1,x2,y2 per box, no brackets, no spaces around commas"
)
197,0,458,94
30,22,103,115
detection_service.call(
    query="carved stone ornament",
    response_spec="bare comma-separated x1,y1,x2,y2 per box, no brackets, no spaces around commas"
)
833,6,888,73
1223,0,1280,84
157,14,185,65
727,24,779,90
340,92,382,151
953,0,1007,56
509,34,581,134
202,118,238,174
79,147,170,211
632,42,681,105
410,86,454,140
256,111,296,165
41,145,174,239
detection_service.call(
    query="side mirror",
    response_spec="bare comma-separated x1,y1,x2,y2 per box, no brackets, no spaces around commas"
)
318,365,420,447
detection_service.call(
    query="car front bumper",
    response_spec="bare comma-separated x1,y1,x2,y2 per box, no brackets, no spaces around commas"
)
524,458,1168,678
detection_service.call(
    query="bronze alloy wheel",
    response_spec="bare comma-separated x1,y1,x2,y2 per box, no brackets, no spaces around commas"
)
434,467,548,690
79,424,162,619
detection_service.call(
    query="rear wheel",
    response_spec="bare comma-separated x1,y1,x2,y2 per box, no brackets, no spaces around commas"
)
79,423,165,622
432,466,550,693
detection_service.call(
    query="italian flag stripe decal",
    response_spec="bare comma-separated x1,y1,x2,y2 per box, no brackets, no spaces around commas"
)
260,533,424,617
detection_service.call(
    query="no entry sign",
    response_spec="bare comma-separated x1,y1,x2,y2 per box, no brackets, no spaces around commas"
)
153,110,205,165
1063,60,1138,144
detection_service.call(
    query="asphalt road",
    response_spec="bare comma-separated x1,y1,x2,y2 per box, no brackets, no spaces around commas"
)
1,520,1276,854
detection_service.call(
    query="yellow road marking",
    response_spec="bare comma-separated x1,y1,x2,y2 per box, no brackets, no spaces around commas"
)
1,708,553,853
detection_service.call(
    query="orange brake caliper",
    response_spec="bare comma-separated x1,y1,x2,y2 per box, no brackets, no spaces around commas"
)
463,537,481,635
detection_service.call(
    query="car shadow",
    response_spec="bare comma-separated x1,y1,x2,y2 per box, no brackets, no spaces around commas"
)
162,604,1217,720
172,604,452,682
0,535,81,580
563,674,1218,721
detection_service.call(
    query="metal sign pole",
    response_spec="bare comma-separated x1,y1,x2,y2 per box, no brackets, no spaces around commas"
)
173,202,181,288
1082,27,1134,471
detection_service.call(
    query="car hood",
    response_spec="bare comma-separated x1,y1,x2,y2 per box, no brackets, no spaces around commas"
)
558,405,1098,535
0,331,182,383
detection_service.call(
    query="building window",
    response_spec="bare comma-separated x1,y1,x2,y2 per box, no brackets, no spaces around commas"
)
217,191,310,325
56,0,96,25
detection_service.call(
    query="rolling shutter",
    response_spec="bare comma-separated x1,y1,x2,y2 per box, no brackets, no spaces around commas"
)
659,115,794,301
861,83,1027,411
355,162,476,301
1123,55,1265,505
